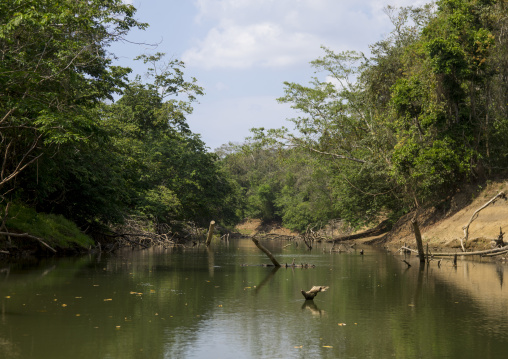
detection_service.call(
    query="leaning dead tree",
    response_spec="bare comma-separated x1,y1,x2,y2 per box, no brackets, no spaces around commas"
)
461,191,506,251
251,237,281,267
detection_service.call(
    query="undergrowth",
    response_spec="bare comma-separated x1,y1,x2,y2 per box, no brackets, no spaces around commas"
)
1,202,94,250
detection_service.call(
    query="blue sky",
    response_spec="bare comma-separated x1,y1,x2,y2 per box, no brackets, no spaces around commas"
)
113,0,428,150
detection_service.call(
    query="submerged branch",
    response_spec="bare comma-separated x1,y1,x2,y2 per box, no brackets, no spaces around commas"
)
0,231,56,253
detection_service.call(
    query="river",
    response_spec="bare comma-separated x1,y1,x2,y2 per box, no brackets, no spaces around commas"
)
1,238,508,358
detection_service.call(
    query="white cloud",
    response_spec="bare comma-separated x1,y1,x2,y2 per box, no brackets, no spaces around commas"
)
182,0,428,69
183,21,320,69
183,0,433,70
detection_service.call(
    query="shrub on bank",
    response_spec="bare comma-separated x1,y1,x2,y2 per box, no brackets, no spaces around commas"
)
1,203,94,251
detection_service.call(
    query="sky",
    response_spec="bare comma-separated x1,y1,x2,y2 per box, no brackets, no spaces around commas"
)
113,0,429,151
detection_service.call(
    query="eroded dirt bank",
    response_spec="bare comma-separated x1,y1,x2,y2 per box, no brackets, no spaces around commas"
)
236,181,508,255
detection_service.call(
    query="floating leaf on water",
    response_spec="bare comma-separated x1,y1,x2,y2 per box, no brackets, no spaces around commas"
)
76,314,81,317
4,296,10,299
150,289,156,293
61,304,67,307
104,299,113,301
217,304,223,307
75,297,82,299
294,346,303,349
93,285,99,287
323,346,333,348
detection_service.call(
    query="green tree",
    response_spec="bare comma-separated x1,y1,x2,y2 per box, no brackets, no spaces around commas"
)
0,0,145,211
100,54,240,228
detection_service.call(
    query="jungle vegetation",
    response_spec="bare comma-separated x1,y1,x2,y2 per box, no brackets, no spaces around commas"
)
221,0,508,232
1,0,507,249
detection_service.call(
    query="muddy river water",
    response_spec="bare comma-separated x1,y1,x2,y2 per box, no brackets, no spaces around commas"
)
1,238,508,358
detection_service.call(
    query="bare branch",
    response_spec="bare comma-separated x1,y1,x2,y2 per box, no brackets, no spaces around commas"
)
461,191,507,251
308,147,366,163
0,108,16,125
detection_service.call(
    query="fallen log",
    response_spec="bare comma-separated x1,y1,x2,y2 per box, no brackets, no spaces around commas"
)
430,245,508,257
482,249,508,257
285,262,316,268
398,246,418,254
0,231,56,253
327,219,390,243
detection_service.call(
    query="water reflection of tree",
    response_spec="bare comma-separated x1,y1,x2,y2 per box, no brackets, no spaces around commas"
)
254,267,279,294
496,265,504,289
301,300,325,317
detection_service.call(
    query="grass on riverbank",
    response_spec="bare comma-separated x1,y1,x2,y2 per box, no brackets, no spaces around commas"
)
1,202,94,251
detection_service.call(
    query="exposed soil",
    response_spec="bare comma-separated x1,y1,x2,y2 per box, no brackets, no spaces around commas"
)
373,181,508,251
235,218,299,237
236,181,508,253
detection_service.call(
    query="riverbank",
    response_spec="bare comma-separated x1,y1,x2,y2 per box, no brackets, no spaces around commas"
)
236,181,508,257
368,181,508,252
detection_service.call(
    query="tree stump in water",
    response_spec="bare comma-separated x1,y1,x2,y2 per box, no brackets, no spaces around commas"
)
301,286,329,300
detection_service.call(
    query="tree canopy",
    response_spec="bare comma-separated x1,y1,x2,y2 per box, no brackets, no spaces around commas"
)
223,0,508,231
0,0,240,245
2,0,508,246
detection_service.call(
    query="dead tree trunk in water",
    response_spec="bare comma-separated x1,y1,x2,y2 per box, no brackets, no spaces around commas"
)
411,218,425,263
206,220,215,247
251,237,281,267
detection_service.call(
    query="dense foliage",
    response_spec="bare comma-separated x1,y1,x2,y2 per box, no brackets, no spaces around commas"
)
0,0,239,246
1,0,507,245
222,0,508,231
